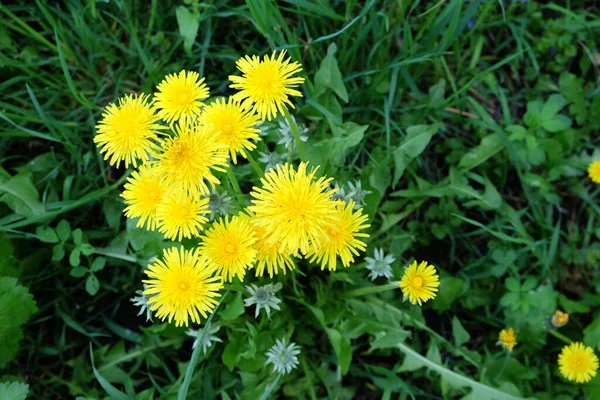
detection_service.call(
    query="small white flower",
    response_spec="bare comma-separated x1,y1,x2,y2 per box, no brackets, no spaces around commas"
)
207,187,232,221
244,283,282,318
265,338,301,375
186,325,223,354
276,115,308,151
130,285,155,322
365,248,395,281
347,180,371,209
258,151,285,173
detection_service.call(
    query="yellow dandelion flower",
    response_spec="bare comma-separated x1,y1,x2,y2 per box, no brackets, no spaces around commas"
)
143,246,223,327
558,342,599,383
199,97,261,164
551,310,569,328
251,220,296,278
588,160,600,184
121,165,165,230
152,123,228,196
498,328,517,352
156,193,209,241
249,162,337,254
398,261,440,306
307,200,370,271
200,215,257,282
94,93,163,168
154,70,209,125
229,50,305,121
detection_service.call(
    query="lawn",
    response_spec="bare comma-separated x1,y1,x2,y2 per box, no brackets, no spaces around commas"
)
1,1,600,399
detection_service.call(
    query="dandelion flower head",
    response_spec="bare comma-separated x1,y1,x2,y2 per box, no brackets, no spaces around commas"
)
200,215,258,282
551,310,569,328
307,200,370,271
588,160,600,184
399,260,440,306
558,342,599,383
229,50,305,121
200,97,261,164
250,220,295,278
121,165,165,231
143,247,223,327
498,328,517,352
156,193,209,241
154,70,209,125
94,93,163,168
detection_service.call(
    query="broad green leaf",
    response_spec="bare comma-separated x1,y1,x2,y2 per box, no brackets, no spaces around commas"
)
0,381,29,400
541,94,566,120
311,122,367,166
56,219,71,241
584,317,600,351
85,274,100,295
428,79,446,108
220,292,245,321
314,43,348,102
505,278,520,292
452,317,471,347
91,257,106,272
72,228,83,245
541,115,571,132
80,243,95,256
325,328,352,375
369,329,410,351
0,175,44,217
458,133,504,171
89,344,133,400
393,124,439,185
0,277,38,328
69,248,81,267
558,294,590,313
432,277,464,312
0,326,23,367
70,267,88,278
176,6,200,54
222,335,243,371
36,226,59,243
52,244,65,262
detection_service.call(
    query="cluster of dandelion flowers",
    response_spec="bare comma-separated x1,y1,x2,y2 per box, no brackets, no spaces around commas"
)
229,50,305,121
588,160,600,184
154,70,209,125
200,215,258,282
152,123,228,196
121,165,165,230
249,162,337,254
94,94,164,168
156,194,209,241
558,342,599,383
307,200,370,271
143,247,223,327
498,328,517,352
200,97,261,164
399,261,440,306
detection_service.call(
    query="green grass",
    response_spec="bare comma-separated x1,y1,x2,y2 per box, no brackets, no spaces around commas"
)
1,0,600,399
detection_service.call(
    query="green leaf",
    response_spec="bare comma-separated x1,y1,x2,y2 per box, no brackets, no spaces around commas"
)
558,294,590,313
311,122,367,166
393,124,439,185
222,336,243,371
428,79,446,108
452,317,471,347
0,326,23,367
314,43,348,102
325,328,352,375
541,94,566,120
0,277,38,328
80,243,95,256
69,248,81,267
220,292,245,321
85,275,100,296
175,6,200,54
72,228,83,245
505,278,520,292
91,257,106,272
0,381,29,400
584,317,600,351
70,267,88,278
52,244,65,262
56,219,71,242
370,329,410,351
0,175,44,217
89,344,134,400
459,133,504,171
36,226,59,243
541,115,571,132
432,277,464,312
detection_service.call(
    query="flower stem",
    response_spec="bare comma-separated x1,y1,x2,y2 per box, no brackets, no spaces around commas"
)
345,282,399,298
226,166,245,209
284,110,305,161
246,151,264,178
259,373,281,400
178,291,229,400
549,329,573,345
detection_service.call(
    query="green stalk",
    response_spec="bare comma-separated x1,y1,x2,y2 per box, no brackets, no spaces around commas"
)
259,374,281,400
246,151,264,178
178,291,229,400
284,110,305,161
226,166,245,209
345,282,399,298
549,329,573,345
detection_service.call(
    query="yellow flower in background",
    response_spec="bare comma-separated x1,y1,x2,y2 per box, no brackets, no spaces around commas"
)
143,246,223,327
498,328,517,352
200,215,257,282
152,123,228,196
307,200,370,271
154,70,209,125
94,94,163,168
558,342,599,383
156,193,209,241
588,160,600,184
251,220,296,278
551,310,569,328
121,165,165,230
229,50,305,121
200,97,261,164
249,162,337,254
398,261,440,306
